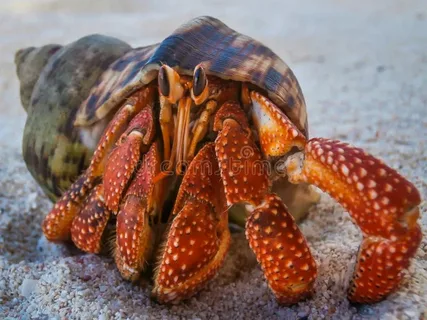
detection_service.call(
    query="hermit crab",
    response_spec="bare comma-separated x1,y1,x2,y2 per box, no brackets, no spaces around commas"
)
16,16,421,305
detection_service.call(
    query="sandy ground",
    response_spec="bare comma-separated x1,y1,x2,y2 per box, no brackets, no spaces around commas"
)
1,0,427,319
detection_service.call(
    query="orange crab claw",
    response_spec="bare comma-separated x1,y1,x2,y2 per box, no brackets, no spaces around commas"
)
103,106,155,213
250,91,306,157
214,101,269,206
42,174,94,241
153,143,230,304
286,138,422,303
70,184,111,253
348,225,422,303
114,143,161,281
246,193,317,304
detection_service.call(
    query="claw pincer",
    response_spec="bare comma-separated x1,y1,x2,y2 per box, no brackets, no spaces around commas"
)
285,138,422,303
251,93,421,303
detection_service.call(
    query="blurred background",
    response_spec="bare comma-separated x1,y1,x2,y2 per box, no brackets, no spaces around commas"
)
2,0,426,133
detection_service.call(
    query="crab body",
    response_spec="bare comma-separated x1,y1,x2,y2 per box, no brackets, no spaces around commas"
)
16,16,421,305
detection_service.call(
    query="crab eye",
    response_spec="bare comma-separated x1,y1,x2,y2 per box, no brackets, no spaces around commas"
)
192,66,207,97
158,66,170,97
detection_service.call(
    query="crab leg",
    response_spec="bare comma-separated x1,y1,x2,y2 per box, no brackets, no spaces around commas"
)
213,101,269,205
286,139,422,303
66,102,157,259
69,121,160,271
246,194,317,304
153,143,230,304
89,87,156,177
250,90,421,303
42,88,156,241
103,105,155,213
70,105,156,256
70,183,111,253
42,174,96,241
214,101,317,304
114,142,162,281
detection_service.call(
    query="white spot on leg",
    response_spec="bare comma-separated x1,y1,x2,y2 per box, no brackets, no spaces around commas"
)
367,180,376,188
341,164,349,176
385,184,393,192
359,168,367,177
368,190,378,200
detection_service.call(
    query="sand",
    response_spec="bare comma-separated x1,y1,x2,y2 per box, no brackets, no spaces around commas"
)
1,0,426,319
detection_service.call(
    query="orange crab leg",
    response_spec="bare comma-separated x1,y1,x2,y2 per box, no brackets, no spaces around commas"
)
103,105,155,213
114,142,162,281
213,101,269,206
89,87,156,177
42,88,156,241
153,143,230,304
246,194,317,304
42,174,95,241
286,138,422,303
213,102,317,304
70,184,111,253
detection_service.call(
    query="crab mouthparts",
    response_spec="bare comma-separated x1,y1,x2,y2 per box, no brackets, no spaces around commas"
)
173,96,193,175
